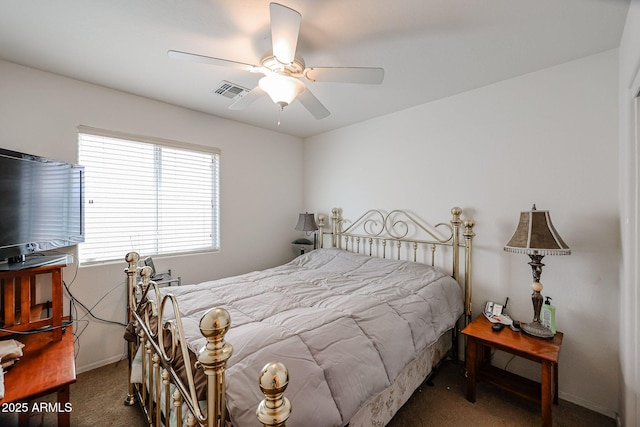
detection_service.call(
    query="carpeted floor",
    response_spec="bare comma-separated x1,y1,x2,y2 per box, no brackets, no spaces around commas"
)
13,359,615,426
386,362,615,427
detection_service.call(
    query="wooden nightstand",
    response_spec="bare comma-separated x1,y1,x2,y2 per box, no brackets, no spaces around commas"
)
462,315,563,427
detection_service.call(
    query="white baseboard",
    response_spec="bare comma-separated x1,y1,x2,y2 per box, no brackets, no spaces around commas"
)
76,353,127,375
558,390,618,420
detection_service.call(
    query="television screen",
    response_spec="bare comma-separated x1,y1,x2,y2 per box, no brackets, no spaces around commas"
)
0,148,84,263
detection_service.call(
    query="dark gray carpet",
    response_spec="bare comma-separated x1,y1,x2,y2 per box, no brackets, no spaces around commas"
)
388,361,615,427
17,359,614,426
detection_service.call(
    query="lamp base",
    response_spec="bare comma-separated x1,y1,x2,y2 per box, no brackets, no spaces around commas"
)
521,320,554,340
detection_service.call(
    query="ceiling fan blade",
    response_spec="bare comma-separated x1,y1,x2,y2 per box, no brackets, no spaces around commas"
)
304,67,385,84
270,3,301,65
297,88,330,120
168,50,257,71
228,86,265,110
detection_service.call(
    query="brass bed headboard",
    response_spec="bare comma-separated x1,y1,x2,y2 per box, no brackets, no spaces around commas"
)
321,206,475,327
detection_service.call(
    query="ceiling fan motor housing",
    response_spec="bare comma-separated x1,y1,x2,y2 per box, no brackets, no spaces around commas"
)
261,55,306,77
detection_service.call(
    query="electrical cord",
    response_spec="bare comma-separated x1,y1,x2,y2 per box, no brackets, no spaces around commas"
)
0,321,73,335
63,281,127,327
504,354,517,371
63,280,128,362
44,250,127,328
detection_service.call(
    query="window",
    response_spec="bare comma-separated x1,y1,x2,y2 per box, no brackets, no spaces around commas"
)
78,127,220,264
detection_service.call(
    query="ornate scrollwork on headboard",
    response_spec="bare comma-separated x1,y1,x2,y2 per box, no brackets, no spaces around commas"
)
329,207,475,327
385,209,454,242
331,208,456,262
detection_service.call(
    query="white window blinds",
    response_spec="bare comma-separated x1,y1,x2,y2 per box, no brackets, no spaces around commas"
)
78,127,220,264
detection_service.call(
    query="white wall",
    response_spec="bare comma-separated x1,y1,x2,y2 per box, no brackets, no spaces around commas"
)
0,60,304,372
304,50,620,417
618,1,640,425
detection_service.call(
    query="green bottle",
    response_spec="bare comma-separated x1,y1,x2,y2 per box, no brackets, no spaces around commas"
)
541,296,556,334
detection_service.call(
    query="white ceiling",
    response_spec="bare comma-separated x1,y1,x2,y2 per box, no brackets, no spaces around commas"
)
0,0,629,138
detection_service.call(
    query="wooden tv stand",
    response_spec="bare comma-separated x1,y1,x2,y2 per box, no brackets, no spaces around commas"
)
0,256,71,341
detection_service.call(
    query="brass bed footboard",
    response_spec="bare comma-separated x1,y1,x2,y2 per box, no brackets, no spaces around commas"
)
124,252,291,427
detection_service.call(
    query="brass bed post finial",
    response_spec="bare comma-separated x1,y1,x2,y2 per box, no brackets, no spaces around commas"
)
197,308,233,427
124,252,140,407
463,218,476,327
257,362,292,427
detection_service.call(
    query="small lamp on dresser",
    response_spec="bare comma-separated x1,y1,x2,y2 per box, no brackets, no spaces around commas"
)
504,204,571,339
293,212,318,255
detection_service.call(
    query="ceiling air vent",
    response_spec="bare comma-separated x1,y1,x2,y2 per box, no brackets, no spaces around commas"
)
214,81,250,101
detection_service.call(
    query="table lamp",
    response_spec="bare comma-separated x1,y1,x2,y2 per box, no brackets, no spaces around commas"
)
294,212,318,253
503,205,570,339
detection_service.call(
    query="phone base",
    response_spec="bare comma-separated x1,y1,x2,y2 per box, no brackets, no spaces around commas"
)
483,312,513,326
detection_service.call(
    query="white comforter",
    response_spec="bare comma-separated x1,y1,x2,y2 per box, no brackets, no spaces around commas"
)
158,248,463,427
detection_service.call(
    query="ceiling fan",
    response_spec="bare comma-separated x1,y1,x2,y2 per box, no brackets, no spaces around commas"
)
168,2,384,120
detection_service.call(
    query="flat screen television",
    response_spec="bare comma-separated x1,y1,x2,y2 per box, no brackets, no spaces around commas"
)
0,147,84,264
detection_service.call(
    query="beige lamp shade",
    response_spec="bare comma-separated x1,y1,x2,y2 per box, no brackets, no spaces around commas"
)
504,207,570,256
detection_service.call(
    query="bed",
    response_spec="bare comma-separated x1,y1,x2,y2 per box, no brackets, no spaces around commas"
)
124,206,475,427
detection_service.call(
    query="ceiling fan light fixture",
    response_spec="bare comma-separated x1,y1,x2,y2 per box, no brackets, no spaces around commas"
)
259,74,305,108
